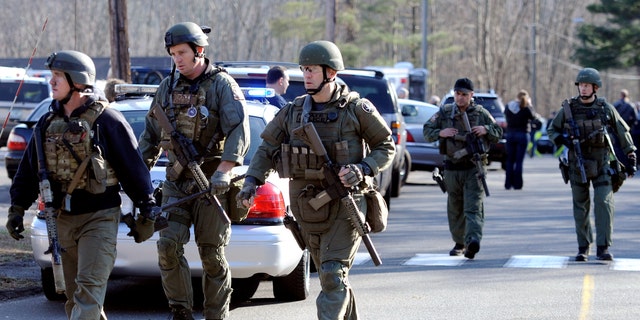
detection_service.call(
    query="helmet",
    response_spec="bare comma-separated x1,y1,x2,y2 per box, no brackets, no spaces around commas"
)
575,68,602,87
298,40,344,71
45,50,96,86
164,22,209,50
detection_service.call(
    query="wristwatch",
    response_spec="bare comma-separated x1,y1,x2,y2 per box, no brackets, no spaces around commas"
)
360,163,372,176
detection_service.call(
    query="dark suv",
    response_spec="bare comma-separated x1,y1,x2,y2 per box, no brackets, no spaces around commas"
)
338,69,410,198
441,90,507,169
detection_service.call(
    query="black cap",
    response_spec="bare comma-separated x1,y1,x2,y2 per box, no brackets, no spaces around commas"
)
454,78,474,93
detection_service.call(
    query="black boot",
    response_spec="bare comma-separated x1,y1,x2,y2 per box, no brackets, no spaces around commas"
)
171,306,194,320
596,246,613,261
464,238,480,259
575,246,589,262
449,243,465,256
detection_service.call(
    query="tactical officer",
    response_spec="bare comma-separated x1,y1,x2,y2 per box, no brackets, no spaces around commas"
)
423,78,502,259
548,67,636,261
7,50,156,319
237,40,395,319
138,22,250,320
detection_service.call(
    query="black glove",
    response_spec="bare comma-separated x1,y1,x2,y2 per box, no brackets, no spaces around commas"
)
236,175,258,208
553,135,572,149
6,205,25,240
627,153,637,177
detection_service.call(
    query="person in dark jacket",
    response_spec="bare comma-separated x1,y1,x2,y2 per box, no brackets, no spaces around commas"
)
7,50,156,319
504,90,538,189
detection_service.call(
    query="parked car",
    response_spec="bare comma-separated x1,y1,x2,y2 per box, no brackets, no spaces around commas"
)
399,99,444,171
130,66,173,85
0,75,51,146
338,69,410,198
30,84,310,304
4,97,53,179
441,90,507,169
535,118,555,154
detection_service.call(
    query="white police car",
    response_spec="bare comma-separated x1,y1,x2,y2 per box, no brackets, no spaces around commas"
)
30,84,309,303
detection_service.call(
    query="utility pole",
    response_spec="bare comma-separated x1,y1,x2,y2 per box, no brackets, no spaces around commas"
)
109,0,131,82
325,0,336,42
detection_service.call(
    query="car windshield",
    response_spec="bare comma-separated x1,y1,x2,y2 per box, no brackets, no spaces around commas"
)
338,75,395,114
0,82,50,103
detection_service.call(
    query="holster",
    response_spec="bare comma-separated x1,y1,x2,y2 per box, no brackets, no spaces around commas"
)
559,157,570,184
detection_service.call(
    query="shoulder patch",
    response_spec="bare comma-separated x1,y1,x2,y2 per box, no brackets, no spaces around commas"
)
429,112,439,122
360,99,375,113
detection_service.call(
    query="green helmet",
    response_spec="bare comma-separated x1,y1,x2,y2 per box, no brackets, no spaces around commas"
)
575,67,602,87
45,50,96,86
164,22,209,51
298,40,344,71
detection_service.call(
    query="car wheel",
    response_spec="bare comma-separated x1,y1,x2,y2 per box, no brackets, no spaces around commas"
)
41,267,66,301
390,165,403,198
383,179,391,208
272,249,310,301
231,276,260,304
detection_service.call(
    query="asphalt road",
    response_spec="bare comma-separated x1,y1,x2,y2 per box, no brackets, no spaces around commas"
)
1,153,640,319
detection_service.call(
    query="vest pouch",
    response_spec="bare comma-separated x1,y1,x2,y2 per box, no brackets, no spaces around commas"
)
86,152,107,194
295,185,331,233
275,144,291,178
581,159,599,179
334,141,349,165
364,188,388,233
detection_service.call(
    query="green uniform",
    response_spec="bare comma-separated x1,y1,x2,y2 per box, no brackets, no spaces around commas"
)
423,102,502,248
139,60,250,319
245,84,395,320
547,97,636,249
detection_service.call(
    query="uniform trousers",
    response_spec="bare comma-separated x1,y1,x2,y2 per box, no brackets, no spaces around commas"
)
157,179,232,319
58,206,120,320
443,167,485,246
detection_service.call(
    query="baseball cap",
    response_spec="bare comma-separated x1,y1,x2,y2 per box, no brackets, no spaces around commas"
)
454,78,474,93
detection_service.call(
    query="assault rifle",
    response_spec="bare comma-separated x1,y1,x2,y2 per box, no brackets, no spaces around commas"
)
292,123,382,266
562,99,588,184
122,174,246,233
151,104,230,224
34,127,65,294
460,111,490,196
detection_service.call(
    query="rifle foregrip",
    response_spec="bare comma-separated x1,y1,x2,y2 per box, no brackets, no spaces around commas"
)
341,196,382,266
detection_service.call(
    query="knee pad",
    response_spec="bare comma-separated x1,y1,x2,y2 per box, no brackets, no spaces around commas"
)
199,245,227,274
157,237,181,270
319,261,347,292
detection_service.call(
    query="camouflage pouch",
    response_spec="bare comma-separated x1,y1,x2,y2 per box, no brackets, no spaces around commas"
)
227,176,249,222
86,152,107,194
609,160,626,193
364,188,388,233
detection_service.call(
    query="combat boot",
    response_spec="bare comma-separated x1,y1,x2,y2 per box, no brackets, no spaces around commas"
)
464,238,480,259
171,306,194,320
596,246,613,261
575,246,589,262
449,243,465,256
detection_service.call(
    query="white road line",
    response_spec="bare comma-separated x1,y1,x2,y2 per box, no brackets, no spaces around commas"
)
402,253,466,267
503,255,569,269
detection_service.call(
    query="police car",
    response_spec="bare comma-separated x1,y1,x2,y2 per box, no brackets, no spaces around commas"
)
30,84,309,303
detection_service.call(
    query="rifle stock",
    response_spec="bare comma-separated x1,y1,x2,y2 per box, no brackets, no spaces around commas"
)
461,112,490,196
152,104,230,224
292,123,382,266
34,127,65,294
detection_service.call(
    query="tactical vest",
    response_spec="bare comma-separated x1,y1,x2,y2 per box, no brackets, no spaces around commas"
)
44,101,118,193
277,92,365,180
439,104,490,161
565,97,607,148
160,69,224,164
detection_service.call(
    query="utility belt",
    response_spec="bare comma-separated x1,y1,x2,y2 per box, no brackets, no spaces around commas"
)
444,160,476,171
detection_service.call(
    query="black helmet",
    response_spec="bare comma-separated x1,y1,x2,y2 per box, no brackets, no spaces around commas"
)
45,50,96,86
575,68,602,88
298,40,344,71
164,22,209,51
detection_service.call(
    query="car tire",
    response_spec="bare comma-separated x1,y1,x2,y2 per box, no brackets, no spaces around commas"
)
231,276,261,304
272,249,310,301
383,179,391,208
390,161,405,198
402,150,411,185
41,267,66,301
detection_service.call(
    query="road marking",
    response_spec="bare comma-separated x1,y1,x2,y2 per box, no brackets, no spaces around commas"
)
503,255,568,269
402,253,466,267
354,252,371,265
610,258,640,271
579,274,594,320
